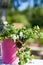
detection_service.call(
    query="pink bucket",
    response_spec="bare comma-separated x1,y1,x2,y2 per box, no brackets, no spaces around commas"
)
2,38,17,64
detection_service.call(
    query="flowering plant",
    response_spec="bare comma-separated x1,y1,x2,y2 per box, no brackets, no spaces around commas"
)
0,21,43,65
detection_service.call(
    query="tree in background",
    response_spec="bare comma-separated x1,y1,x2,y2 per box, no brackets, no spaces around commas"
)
7,0,43,27
28,7,43,27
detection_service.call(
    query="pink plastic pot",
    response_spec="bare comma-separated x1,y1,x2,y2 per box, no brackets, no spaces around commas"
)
2,38,17,64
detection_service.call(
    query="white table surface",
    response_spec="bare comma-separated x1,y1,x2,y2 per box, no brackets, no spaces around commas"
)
0,56,43,65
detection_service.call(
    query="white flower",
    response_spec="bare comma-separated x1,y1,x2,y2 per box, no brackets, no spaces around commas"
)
13,35,17,42
13,35,17,39
17,35,19,39
20,32,23,38
3,21,8,25
35,30,38,33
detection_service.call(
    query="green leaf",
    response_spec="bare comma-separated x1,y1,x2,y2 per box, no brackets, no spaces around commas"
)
24,47,30,52
29,55,34,61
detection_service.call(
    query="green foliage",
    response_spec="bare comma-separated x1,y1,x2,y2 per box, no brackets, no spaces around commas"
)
28,7,43,27
0,24,15,39
17,47,34,65
7,6,43,27
7,9,31,27
0,22,43,48
8,0,14,8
